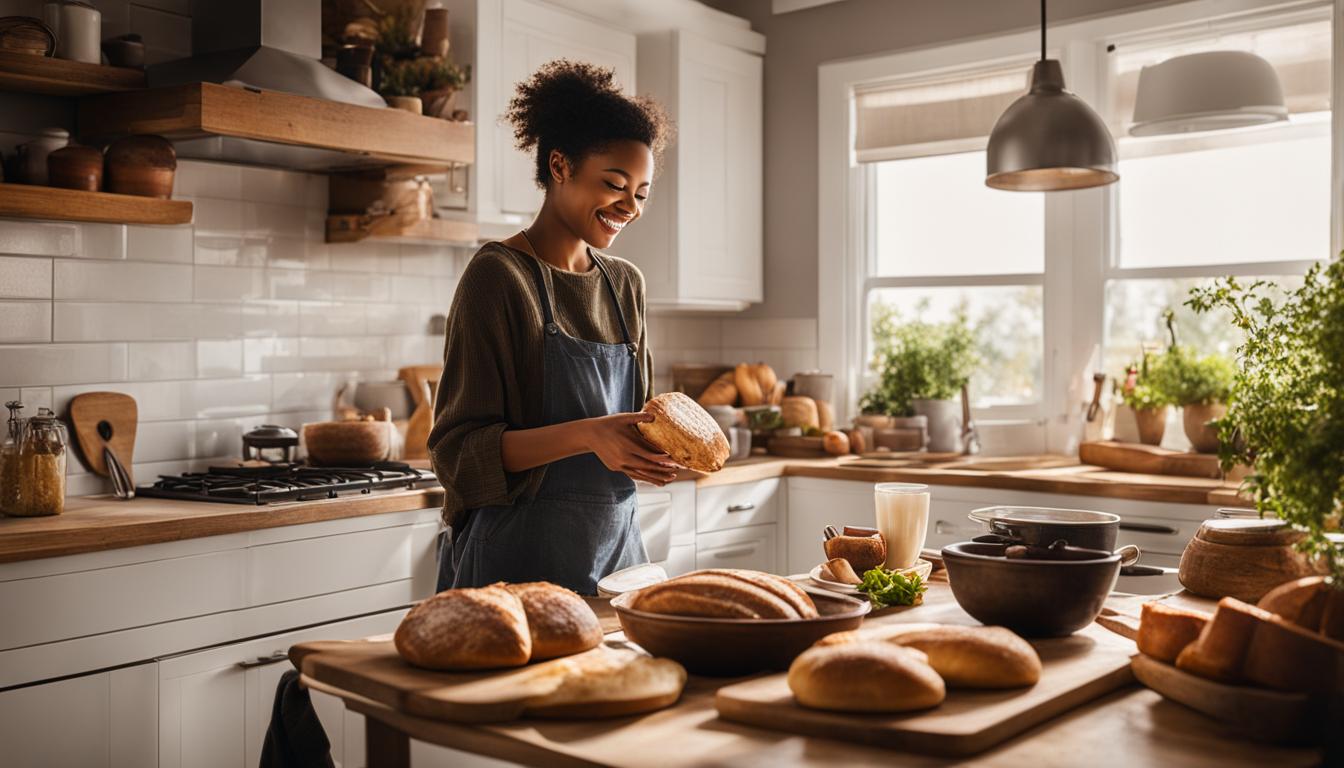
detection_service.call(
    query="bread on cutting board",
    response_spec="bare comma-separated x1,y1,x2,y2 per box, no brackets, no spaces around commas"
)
505,582,603,661
788,642,946,713
395,585,532,670
1138,601,1209,663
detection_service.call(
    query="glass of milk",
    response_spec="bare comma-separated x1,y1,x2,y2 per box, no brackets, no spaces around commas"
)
874,483,930,570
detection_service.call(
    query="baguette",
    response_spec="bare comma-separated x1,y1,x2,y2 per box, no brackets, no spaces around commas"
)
694,568,819,619
734,363,765,406
1137,601,1210,663
753,364,778,401
696,372,737,407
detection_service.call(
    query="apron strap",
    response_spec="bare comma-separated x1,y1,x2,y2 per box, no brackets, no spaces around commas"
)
521,248,559,334
590,252,634,348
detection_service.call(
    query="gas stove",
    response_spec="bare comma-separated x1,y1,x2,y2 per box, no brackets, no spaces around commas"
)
136,462,438,505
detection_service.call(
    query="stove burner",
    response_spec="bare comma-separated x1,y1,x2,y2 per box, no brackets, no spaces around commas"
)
136,462,437,505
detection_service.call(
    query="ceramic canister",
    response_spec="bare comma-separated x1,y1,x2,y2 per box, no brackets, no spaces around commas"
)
16,128,70,186
56,0,101,64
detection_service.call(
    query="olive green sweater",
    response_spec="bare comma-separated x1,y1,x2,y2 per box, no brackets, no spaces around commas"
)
429,242,653,526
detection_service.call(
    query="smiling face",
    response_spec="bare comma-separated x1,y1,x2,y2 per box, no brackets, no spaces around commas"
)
547,139,654,250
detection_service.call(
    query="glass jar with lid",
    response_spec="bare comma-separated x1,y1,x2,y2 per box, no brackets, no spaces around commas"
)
10,407,67,517
0,401,23,516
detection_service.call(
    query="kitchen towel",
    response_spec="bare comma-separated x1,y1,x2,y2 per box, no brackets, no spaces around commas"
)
259,668,336,768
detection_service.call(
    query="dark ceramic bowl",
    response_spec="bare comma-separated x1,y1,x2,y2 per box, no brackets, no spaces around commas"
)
942,541,1119,638
969,505,1120,551
610,589,870,676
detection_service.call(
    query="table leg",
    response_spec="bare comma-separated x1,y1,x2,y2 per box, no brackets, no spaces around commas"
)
366,715,411,768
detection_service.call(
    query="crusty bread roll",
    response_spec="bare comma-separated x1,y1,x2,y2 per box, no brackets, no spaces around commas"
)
696,372,737,407
1175,597,1272,682
1241,612,1344,694
813,623,1039,688
753,364,777,401
734,363,765,406
524,647,688,718
1138,601,1210,663
780,396,820,430
823,533,887,573
788,642,945,712
505,582,603,661
629,569,817,620
395,585,531,670
637,392,730,473
1257,576,1336,635
821,557,861,585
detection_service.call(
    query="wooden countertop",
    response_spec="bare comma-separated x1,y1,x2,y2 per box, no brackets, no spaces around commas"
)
0,487,445,565
698,455,1252,508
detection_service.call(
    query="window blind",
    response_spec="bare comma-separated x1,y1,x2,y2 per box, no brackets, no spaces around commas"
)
853,62,1032,163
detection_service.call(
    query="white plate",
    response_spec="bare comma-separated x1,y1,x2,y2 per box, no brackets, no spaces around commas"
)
808,559,933,594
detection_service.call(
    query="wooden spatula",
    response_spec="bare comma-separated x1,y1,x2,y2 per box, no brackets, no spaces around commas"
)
68,392,137,499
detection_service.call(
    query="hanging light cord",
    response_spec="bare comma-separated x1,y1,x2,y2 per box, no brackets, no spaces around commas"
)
1040,0,1047,61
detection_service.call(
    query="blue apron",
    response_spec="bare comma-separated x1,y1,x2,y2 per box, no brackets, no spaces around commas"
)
436,251,648,595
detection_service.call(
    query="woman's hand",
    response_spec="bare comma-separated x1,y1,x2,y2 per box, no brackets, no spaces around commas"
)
581,412,680,486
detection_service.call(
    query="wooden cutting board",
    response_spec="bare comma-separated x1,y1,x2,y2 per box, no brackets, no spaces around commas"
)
1079,441,1221,479
714,598,1136,757
292,637,678,723
67,391,136,480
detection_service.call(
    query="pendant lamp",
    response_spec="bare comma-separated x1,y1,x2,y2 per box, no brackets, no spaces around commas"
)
1130,51,1287,136
986,0,1118,191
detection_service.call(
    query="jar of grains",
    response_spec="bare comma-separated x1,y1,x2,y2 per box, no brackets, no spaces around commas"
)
0,401,23,516
10,407,67,516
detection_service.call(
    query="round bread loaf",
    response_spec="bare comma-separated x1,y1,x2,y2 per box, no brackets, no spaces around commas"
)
505,582,603,661
814,622,1040,688
788,642,945,712
394,585,531,670
823,534,887,573
630,569,818,619
637,392,730,473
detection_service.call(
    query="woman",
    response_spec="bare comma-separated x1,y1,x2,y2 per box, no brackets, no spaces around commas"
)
429,61,676,595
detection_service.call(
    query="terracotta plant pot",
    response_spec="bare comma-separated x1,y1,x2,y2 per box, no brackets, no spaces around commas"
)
1182,402,1227,453
1133,406,1169,446
46,145,103,191
385,95,423,114
104,134,176,198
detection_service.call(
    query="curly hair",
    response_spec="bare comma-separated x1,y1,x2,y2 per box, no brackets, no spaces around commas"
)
504,60,672,189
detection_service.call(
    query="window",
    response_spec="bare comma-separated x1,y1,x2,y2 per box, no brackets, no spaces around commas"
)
1102,13,1333,378
857,62,1046,417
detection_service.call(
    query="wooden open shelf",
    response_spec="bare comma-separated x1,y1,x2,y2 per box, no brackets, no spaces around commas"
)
0,51,144,96
0,184,192,225
79,82,475,170
325,214,478,245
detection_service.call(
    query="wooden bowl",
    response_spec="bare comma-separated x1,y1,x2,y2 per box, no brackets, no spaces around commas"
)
302,420,393,466
942,541,1119,638
1178,519,1323,602
47,145,103,191
104,135,176,198
610,589,870,676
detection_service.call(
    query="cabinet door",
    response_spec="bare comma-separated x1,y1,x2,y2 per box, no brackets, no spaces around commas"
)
786,478,877,575
0,662,157,768
496,0,636,215
696,524,777,574
157,609,406,768
696,478,781,533
676,32,762,304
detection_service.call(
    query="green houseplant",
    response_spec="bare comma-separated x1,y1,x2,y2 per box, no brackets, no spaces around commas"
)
1187,255,1344,582
1160,345,1236,452
1118,351,1173,446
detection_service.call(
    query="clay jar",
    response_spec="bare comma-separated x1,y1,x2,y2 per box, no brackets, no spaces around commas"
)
104,135,176,198
46,145,103,191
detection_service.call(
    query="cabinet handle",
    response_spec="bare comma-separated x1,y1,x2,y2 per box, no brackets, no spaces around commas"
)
726,503,755,513
1119,522,1180,535
712,546,758,559
236,651,290,669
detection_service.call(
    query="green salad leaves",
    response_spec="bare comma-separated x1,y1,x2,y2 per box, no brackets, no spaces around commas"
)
857,566,927,608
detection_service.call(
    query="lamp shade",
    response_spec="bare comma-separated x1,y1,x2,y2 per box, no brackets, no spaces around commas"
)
986,60,1118,191
1130,50,1287,136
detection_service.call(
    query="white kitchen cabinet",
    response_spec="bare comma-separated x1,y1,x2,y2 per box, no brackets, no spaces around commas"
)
0,662,157,768
610,30,763,310
785,477,878,575
448,0,636,233
696,478,781,533
696,523,777,573
157,609,406,768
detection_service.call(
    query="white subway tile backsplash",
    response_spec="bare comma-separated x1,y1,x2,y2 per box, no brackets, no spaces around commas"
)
176,161,241,200
390,274,433,304
299,337,383,371
19,387,52,411
127,225,193,263
0,220,79,257
192,198,245,233
127,341,195,380
327,243,381,273
0,343,127,387
134,419,196,464
53,380,184,422
399,246,435,275
267,238,327,270
267,269,333,301
193,234,251,266
720,318,818,350
53,302,240,341
299,302,365,336
247,202,308,238
194,417,245,459
242,301,301,337
0,256,51,298
366,303,424,335
329,272,389,303
194,265,265,302
72,223,129,260
54,260,192,302
187,376,271,419
240,167,308,206
244,337,302,373
273,372,340,411
196,340,242,377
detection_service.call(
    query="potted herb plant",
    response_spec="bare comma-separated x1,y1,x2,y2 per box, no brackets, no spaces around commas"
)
1187,255,1344,581
861,310,977,453
1118,352,1172,446
1160,346,1236,453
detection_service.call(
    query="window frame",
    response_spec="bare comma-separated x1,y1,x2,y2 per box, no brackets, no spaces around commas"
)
819,0,1343,453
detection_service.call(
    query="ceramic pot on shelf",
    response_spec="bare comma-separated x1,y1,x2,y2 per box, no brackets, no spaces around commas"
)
1182,402,1226,453
421,7,450,58
55,0,101,64
1133,405,1168,446
104,135,176,198
385,95,423,114
15,128,69,185
46,145,103,191
911,398,962,453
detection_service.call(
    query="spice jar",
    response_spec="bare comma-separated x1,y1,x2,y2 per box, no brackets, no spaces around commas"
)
10,408,67,517
0,401,24,516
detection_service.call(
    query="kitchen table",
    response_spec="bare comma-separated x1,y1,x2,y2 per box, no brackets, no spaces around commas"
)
296,584,1323,768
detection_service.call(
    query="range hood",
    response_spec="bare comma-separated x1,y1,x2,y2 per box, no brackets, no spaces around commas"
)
149,0,384,109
